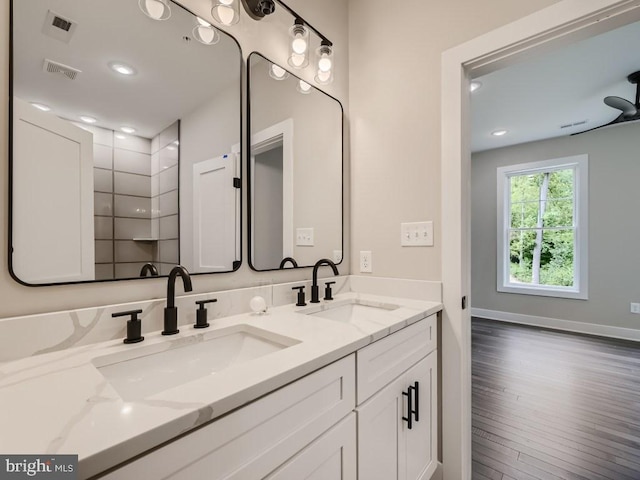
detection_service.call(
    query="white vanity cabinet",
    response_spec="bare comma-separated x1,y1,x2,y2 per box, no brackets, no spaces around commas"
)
99,314,439,480
101,354,356,480
356,316,438,480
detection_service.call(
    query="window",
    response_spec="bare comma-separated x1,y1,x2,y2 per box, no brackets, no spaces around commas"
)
496,155,588,299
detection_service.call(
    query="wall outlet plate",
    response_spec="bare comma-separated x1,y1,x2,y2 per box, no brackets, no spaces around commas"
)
631,303,640,314
360,251,372,273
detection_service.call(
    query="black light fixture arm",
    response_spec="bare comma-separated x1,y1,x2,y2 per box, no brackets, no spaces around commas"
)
275,1,333,46
240,0,332,47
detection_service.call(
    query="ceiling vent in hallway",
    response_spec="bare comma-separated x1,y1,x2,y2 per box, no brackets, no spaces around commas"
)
42,59,82,80
42,10,77,43
560,120,588,129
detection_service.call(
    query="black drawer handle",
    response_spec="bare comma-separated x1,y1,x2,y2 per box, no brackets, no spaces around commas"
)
402,385,415,430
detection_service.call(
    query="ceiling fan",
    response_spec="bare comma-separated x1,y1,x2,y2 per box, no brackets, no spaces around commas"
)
574,70,640,135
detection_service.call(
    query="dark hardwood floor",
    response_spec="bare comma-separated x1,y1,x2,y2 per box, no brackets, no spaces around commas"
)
472,318,640,480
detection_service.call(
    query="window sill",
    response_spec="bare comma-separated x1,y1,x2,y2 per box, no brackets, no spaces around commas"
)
498,284,588,300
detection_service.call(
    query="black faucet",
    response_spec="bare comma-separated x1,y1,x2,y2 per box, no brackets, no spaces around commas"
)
279,257,299,269
311,259,339,303
163,265,193,335
139,263,159,277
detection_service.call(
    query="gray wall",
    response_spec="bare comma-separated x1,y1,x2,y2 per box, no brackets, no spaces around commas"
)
471,122,640,330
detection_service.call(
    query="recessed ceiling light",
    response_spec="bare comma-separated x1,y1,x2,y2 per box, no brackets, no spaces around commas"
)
80,115,97,124
30,102,51,112
470,81,482,92
109,62,137,76
491,129,507,137
115,134,127,140
120,126,136,134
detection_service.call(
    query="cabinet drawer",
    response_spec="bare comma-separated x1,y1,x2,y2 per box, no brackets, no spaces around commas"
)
102,354,355,480
356,315,436,404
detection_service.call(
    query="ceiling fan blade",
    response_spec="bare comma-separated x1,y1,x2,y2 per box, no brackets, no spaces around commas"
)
604,96,637,117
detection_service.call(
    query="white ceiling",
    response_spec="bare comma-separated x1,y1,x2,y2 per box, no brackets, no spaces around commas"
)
470,20,640,153
13,0,241,139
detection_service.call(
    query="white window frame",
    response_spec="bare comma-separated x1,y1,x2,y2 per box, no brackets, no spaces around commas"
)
496,155,588,300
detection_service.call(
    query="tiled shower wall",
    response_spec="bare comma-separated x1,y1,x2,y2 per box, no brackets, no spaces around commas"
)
152,121,180,276
90,125,155,280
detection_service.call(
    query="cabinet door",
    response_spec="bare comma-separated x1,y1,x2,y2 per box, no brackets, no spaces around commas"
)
265,413,356,480
356,374,404,480
403,352,437,480
357,351,438,480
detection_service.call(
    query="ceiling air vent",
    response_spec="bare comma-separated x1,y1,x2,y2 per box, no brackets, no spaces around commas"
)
43,59,82,80
42,10,77,43
560,120,588,129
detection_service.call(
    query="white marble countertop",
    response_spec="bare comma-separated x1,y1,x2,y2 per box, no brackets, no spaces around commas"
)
0,292,441,479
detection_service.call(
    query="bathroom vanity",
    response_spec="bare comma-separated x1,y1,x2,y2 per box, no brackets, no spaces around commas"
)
0,291,441,480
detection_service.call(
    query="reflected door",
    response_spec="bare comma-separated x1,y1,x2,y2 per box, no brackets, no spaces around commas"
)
192,154,238,272
12,97,95,283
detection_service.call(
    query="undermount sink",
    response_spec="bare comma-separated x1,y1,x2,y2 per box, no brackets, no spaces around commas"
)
92,324,300,401
301,298,400,323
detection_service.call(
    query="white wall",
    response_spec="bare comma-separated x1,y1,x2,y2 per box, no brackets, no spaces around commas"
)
0,0,348,317
348,0,560,280
472,122,640,330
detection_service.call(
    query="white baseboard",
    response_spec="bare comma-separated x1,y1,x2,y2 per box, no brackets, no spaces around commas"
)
471,308,640,342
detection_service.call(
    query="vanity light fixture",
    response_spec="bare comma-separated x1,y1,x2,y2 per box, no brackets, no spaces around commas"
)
470,80,482,92
30,103,51,112
193,17,220,45
211,0,239,26
297,79,312,95
492,129,507,136
120,126,136,134
138,0,171,21
314,41,333,85
288,19,309,69
109,62,137,76
269,63,289,81
80,115,97,124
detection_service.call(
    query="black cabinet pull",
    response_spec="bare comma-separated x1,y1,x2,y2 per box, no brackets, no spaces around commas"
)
402,385,415,430
413,381,420,422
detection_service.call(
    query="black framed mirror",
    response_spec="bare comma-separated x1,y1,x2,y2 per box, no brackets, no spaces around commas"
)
247,52,343,271
10,0,242,285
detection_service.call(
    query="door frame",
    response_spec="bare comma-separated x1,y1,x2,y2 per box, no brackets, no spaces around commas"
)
440,0,640,477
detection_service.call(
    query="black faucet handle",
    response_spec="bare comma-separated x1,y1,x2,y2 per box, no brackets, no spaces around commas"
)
112,309,144,344
195,299,218,307
194,299,218,329
292,286,307,306
324,281,336,301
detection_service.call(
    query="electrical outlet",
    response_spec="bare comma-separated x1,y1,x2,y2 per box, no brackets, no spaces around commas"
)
631,303,640,314
333,250,342,263
360,251,372,273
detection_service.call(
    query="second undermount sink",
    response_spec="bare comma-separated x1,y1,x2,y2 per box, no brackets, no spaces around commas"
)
301,298,400,323
92,324,300,401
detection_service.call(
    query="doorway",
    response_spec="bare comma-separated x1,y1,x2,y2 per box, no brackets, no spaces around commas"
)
441,1,640,478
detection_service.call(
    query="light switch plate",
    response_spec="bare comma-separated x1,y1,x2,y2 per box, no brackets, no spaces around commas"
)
296,228,314,246
401,221,434,247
